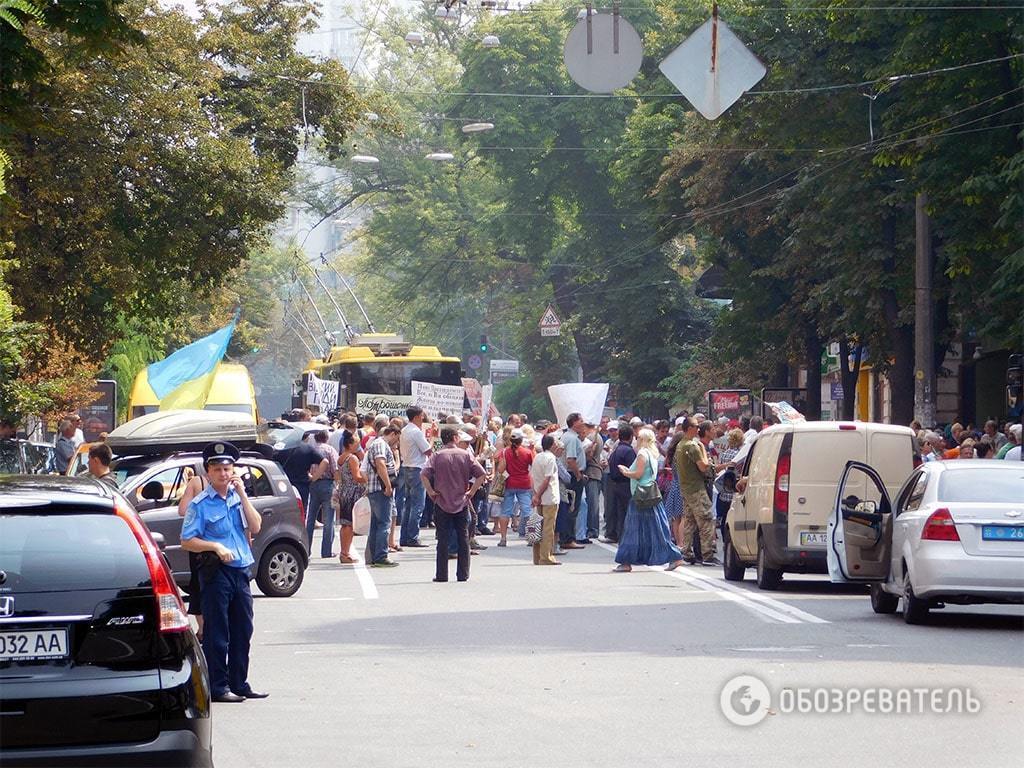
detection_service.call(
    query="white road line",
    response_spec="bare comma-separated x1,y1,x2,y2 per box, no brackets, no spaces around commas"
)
352,559,379,600
592,540,828,624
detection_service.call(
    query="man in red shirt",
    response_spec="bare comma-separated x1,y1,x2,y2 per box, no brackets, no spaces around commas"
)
422,428,487,582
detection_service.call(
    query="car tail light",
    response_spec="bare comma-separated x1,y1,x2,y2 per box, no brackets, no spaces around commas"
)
921,508,960,541
773,451,791,517
114,499,190,633
293,485,305,525
838,424,858,431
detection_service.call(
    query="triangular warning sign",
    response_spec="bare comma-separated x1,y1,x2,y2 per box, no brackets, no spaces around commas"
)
539,305,561,328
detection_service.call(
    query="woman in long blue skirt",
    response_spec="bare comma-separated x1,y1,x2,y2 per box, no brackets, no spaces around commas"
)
613,428,684,572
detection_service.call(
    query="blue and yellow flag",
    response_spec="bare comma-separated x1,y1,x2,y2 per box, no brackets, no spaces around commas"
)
148,316,237,411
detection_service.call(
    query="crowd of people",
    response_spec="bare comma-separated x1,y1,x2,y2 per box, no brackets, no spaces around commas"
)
283,406,771,582
912,418,1022,462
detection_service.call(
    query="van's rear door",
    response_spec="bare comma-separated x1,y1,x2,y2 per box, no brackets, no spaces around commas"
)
867,430,915,503
787,428,866,549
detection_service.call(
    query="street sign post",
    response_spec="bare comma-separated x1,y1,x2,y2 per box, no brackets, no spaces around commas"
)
489,359,520,386
539,305,562,337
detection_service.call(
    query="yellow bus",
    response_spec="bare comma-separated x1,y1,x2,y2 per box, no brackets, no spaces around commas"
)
302,334,463,416
127,363,260,423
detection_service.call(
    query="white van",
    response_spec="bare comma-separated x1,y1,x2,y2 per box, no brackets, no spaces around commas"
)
723,421,916,590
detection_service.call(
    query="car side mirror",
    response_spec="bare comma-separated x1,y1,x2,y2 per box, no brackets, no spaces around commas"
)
140,480,164,501
151,532,167,551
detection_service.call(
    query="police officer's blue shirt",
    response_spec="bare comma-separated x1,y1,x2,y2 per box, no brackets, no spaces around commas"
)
182,485,254,569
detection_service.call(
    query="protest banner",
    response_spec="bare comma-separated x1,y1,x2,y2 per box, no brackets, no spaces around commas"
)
411,380,466,421
306,373,339,410
547,383,609,428
355,393,412,418
481,384,495,421
766,400,806,424
462,377,483,415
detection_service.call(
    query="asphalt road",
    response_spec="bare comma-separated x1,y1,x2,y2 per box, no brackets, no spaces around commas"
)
212,528,1023,768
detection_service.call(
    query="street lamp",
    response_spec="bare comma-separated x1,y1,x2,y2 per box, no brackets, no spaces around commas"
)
481,34,501,48
461,122,495,134
425,151,455,161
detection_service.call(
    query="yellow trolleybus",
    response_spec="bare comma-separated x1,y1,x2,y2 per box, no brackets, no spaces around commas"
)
301,334,463,417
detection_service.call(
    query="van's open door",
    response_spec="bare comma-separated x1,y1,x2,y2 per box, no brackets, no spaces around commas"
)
827,461,893,583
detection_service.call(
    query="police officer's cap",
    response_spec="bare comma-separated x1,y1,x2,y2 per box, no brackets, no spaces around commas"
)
203,441,240,466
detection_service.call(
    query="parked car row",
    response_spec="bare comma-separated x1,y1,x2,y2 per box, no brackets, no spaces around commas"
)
719,421,1024,624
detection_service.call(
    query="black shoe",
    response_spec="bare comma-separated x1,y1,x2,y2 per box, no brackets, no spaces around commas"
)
432,577,447,582
403,541,428,548
448,554,457,560
575,539,591,545
701,557,720,567
681,555,697,565
370,559,399,568
477,528,496,536
213,691,246,703
234,689,269,699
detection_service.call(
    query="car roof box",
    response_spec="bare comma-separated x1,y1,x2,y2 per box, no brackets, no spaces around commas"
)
107,410,260,456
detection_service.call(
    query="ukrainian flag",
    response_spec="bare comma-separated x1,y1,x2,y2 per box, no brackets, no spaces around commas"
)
148,317,237,411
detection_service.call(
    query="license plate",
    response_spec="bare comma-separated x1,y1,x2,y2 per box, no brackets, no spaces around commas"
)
800,531,828,546
981,525,1024,542
0,629,69,661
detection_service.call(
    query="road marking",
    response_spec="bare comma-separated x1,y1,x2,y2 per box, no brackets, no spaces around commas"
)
592,540,828,624
261,597,356,602
352,559,379,600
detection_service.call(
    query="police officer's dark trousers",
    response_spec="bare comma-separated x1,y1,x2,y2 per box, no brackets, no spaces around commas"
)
200,564,254,696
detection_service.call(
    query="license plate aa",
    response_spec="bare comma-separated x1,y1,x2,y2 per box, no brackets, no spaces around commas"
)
0,629,69,661
800,531,828,546
982,525,1024,542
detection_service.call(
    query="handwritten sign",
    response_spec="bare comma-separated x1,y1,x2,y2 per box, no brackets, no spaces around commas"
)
355,393,412,418
307,373,339,410
411,381,465,421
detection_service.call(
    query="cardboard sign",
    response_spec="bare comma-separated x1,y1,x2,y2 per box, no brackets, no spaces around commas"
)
548,383,609,428
411,381,465,421
462,377,483,414
355,393,412,418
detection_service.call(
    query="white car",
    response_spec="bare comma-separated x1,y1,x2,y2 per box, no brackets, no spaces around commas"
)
828,459,1024,624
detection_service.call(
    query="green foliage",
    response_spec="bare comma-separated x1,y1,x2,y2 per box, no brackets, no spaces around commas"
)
1,0,361,360
493,376,553,422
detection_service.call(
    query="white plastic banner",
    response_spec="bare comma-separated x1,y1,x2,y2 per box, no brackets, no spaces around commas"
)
307,373,339,410
547,383,609,428
481,384,495,421
355,393,412,418
411,381,465,421
766,400,806,424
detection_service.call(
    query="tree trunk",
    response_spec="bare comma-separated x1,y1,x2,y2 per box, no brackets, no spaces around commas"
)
838,338,862,421
803,326,823,421
879,212,915,425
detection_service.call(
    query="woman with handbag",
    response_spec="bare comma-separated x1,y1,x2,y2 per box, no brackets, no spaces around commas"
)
335,432,367,564
613,428,685,573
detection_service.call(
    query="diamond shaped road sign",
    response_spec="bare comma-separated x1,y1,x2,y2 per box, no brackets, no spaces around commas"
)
658,17,766,120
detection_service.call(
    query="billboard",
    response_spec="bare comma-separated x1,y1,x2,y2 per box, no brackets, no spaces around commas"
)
80,380,118,441
707,389,752,421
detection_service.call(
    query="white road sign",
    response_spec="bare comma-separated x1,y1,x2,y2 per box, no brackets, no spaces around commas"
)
658,16,766,120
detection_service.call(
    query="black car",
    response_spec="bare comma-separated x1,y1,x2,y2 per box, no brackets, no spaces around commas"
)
0,475,212,767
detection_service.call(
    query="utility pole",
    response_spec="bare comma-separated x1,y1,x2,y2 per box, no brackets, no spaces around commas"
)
914,192,936,427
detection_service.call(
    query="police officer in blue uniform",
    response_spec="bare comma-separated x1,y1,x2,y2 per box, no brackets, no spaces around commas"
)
181,442,269,703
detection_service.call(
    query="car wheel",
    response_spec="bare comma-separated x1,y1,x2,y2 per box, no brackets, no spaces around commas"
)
256,541,305,598
755,535,782,590
902,571,930,625
723,533,745,581
870,583,899,614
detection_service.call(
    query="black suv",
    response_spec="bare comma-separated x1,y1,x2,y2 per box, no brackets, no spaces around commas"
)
0,475,212,767
114,452,309,598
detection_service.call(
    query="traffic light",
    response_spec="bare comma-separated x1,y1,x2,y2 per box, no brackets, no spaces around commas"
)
479,334,489,353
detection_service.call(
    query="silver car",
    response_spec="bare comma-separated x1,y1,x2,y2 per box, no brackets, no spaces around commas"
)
828,459,1024,624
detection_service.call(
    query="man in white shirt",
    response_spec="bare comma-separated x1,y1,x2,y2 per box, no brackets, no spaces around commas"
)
398,406,433,547
743,415,764,445
530,433,562,566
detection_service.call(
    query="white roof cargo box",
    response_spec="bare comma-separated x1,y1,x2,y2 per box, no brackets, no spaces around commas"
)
107,410,259,456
